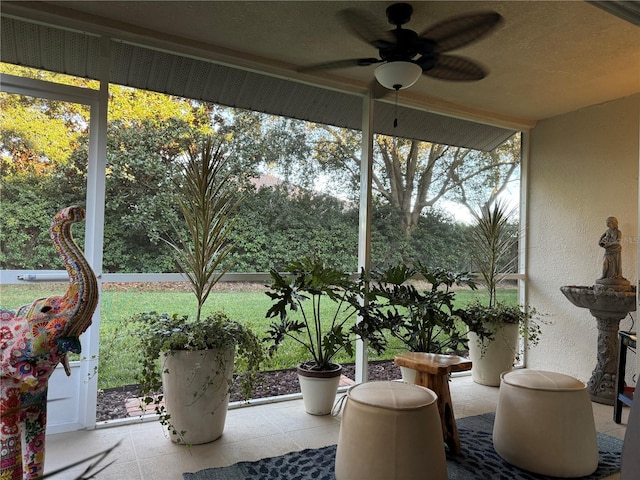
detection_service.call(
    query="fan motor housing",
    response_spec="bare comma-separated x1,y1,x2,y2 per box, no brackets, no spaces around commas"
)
387,3,413,26
381,29,421,61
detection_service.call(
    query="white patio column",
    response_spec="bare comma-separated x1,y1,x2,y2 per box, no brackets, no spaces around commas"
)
79,35,110,429
355,90,375,384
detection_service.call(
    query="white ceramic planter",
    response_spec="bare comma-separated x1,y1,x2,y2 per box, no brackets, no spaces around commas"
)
297,363,342,415
399,365,417,384
161,347,234,444
468,322,519,386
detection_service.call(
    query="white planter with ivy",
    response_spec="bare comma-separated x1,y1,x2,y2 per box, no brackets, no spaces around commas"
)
399,366,417,384
134,311,263,444
468,322,519,386
162,347,234,444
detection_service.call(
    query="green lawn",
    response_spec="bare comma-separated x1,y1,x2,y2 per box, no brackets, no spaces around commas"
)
0,283,517,389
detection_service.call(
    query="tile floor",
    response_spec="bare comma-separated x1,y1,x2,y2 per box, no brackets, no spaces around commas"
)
44,375,630,480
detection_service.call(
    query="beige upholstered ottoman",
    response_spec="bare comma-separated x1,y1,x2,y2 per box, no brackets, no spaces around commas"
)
335,381,446,480
493,370,599,477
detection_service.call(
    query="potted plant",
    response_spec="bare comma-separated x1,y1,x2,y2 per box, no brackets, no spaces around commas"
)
356,262,481,383
462,201,543,386
133,136,264,444
462,302,540,386
264,256,384,415
133,311,263,444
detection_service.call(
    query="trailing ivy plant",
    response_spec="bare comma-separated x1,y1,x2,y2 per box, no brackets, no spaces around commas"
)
133,311,264,441
461,302,543,358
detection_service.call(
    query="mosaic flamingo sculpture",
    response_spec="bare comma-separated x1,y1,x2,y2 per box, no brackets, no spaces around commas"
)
1,206,98,480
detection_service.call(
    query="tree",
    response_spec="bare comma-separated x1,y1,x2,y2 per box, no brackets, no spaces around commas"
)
0,172,83,269
219,111,316,188
0,67,92,269
369,202,472,270
308,124,521,234
453,139,520,213
0,65,94,174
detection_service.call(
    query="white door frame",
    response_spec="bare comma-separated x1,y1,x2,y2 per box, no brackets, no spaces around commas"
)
1,69,108,433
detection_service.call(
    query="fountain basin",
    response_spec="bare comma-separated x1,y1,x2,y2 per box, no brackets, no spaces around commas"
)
561,285,636,317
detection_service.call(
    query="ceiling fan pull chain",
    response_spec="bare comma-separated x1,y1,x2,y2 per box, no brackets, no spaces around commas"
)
394,88,399,128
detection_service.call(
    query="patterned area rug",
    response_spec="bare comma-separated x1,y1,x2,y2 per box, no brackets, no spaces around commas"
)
183,412,623,480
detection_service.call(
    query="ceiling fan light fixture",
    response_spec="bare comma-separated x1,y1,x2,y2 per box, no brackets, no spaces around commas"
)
374,61,422,90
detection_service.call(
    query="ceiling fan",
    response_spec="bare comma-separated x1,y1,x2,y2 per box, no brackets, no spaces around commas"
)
299,3,503,92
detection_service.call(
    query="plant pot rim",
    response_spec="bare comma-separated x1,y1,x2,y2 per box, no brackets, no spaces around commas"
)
297,362,342,378
161,345,235,355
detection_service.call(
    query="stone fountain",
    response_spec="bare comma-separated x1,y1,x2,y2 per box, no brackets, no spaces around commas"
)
561,216,636,405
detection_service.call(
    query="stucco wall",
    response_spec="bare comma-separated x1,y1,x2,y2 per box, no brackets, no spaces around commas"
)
526,93,640,385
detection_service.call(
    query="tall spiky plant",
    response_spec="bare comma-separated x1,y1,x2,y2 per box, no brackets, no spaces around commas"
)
469,200,518,308
463,201,544,374
168,136,242,322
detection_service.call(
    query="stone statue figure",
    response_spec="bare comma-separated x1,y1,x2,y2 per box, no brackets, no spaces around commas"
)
598,216,623,281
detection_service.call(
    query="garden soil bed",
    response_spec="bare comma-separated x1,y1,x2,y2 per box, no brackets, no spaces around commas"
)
96,360,402,422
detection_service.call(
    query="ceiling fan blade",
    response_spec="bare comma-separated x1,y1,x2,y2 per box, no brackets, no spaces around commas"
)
420,54,488,81
338,8,396,49
420,11,503,52
297,58,382,73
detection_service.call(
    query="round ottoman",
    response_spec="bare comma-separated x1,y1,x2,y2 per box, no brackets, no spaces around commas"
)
492,370,598,477
335,381,446,480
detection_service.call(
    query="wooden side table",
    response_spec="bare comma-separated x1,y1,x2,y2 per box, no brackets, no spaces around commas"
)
394,352,472,455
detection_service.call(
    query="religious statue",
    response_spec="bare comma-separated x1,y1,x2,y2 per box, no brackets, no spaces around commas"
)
598,216,623,280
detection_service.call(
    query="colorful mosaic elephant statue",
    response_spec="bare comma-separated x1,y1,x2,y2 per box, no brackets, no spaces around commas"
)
1,206,98,480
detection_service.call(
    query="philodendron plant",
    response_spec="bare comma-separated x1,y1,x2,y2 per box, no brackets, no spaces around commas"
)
356,262,482,355
264,256,386,372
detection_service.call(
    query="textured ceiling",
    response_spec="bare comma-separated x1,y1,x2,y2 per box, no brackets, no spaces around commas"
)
2,1,639,145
